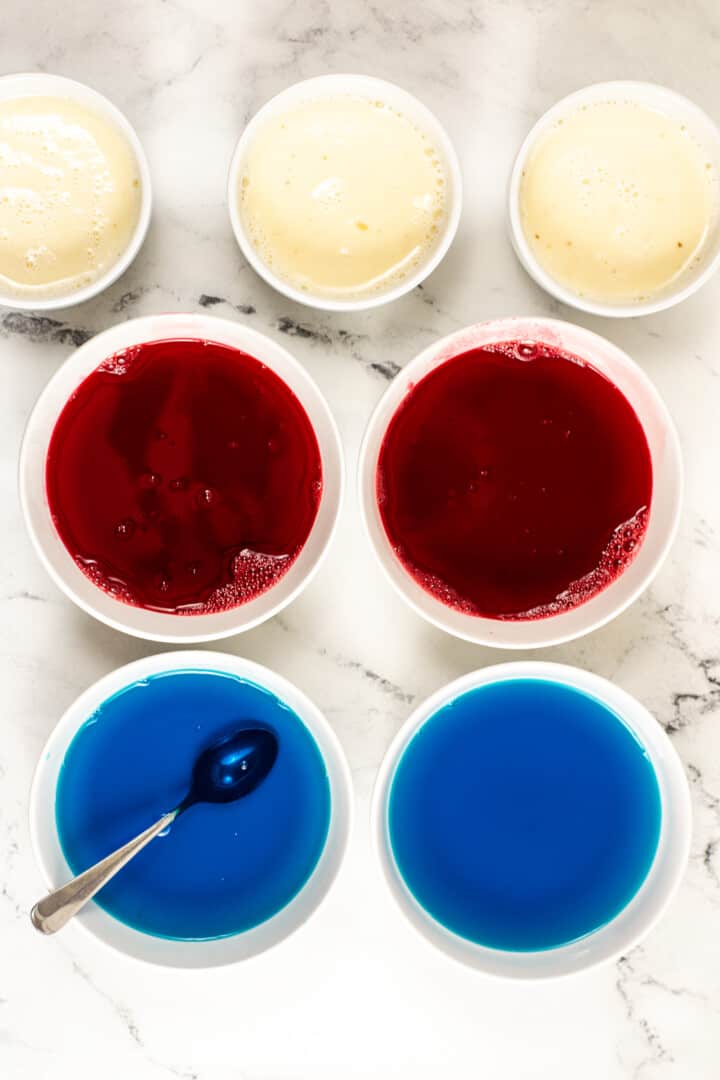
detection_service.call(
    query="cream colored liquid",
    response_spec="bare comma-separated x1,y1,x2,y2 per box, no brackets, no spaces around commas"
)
0,96,142,298
238,97,448,299
520,100,716,302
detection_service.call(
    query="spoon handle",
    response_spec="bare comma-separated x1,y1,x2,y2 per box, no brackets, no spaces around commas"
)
31,810,178,935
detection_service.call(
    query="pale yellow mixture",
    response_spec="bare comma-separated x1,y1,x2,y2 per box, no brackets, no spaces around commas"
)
0,96,142,298
238,97,448,299
519,100,716,302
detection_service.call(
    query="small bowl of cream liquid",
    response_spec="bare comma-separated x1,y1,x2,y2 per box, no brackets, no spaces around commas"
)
0,72,151,310
228,75,462,311
509,82,720,316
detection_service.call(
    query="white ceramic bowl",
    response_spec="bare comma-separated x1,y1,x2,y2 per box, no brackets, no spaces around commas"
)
19,313,343,642
508,81,720,317
0,72,152,311
359,317,682,649
30,650,353,968
227,74,462,312
372,661,691,979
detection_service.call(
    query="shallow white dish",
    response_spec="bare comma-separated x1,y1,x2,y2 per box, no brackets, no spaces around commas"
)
30,650,353,968
227,73,462,312
372,661,691,979
19,313,343,642
358,316,683,649
0,71,152,311
508,80,720,317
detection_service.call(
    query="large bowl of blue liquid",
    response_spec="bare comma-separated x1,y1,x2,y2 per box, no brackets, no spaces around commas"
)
372,662,690,978
30,652,352,967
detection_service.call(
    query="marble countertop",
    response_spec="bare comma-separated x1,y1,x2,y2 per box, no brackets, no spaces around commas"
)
2,1,720,1077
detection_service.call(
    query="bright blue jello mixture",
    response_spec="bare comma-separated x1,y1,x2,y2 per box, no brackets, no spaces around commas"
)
56,670,331,940
388,678,662,952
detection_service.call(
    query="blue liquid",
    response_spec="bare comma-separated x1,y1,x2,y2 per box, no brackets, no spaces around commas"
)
388,679,662,952
55,670,331,940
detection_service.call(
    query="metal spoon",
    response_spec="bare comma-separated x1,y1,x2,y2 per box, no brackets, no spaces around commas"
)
31,727,279,935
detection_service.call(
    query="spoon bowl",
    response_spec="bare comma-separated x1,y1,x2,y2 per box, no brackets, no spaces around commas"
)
184,728,279,808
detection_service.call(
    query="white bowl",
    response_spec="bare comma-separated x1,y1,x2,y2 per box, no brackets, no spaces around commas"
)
508,81,720,317
372,661,691,979
30,650,353,968
358,316,683,649
227,74,462,312
0,72,152,311
19,313,343,642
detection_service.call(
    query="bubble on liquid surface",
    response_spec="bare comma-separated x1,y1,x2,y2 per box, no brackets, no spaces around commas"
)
516,507,649,620
114,518,136,541
155,572,171,594
514,341,539,361
74,557,134,605
139,472,162,489
197,549,294,614
99,346,143,376
399,507,649,623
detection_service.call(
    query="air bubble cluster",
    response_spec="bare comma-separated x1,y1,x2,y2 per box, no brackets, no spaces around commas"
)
516,508,649,620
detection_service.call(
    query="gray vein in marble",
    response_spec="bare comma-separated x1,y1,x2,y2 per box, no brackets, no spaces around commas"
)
195,301,377,362
71,962,200,1080
197,293,256,316
276,315,333,345
687,763,720,817
0,883,22,920
362,2,483,49
668,655,720,733
0,312,93,348
616,956,674,1077
282,24,329,46
273,614,413,703
652,603,720,734
702,839,720,888
692,517,716,550
369,359,402,380
4,590,46,603
0,1025,52,1057
413,283,464,327
694,352,720,378
112,287,149,313
0,815,23,921
319,652,415,705
273,315,368,355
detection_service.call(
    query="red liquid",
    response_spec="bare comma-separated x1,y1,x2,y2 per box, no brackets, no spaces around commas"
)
46,339,322,614
377,342,653,620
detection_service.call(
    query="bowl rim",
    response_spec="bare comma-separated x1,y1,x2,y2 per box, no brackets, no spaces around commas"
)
227,72,463,312
29,649,354,968
0,71,152,312
508,79,720,318
18,312,344,642
358,315,684,649
371,660,692,979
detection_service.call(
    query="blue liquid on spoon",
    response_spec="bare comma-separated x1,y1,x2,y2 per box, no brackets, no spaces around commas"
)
388,679,662,952
55,670,331,940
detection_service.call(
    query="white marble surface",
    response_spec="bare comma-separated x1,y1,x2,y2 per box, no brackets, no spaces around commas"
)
2,1,720,1076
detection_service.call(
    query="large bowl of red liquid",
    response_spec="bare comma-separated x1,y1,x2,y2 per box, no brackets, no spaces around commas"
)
20,314,343,642
359,318,682,648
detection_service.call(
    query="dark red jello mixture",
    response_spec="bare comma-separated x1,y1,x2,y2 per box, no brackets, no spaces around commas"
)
46,339,322,614
376,341,652,620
